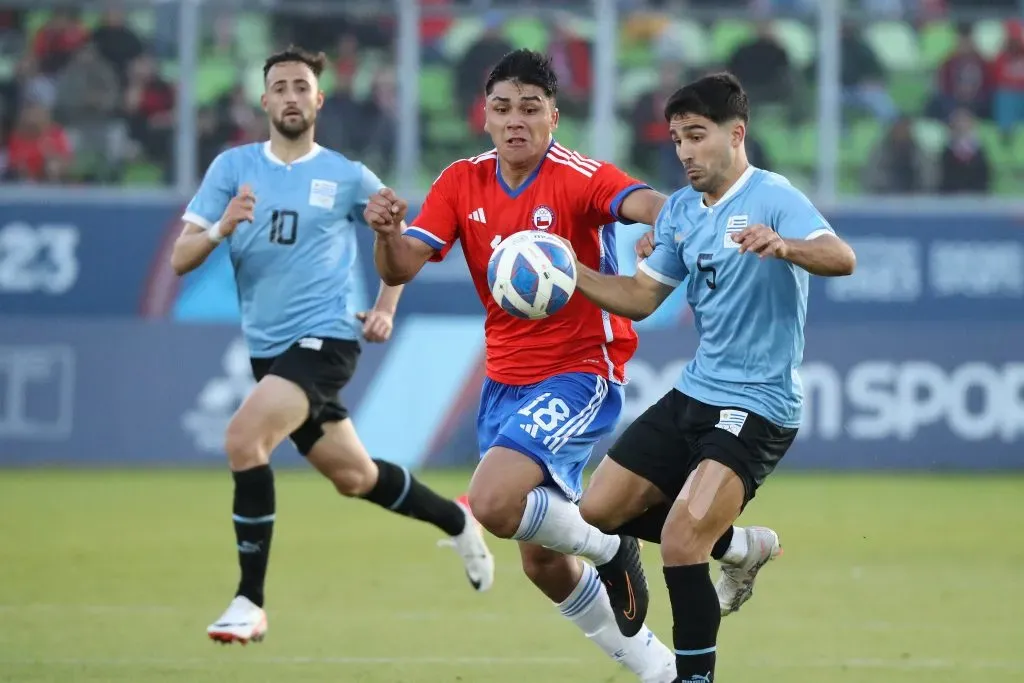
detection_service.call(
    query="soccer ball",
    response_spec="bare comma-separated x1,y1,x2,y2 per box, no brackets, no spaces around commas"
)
487,231,577,320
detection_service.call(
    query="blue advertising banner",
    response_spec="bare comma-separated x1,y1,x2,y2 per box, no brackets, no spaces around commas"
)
1,317,1021,471
3,201,1022,324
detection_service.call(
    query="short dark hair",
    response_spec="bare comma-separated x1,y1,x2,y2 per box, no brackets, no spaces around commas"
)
484,49,558,98
263,46,328,82
663,72,749,125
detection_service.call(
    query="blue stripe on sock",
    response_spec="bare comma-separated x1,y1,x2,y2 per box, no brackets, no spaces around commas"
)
675,646,717,656
561,567,602,618
232,514,275,524
516,488,548,542
388,466,412,510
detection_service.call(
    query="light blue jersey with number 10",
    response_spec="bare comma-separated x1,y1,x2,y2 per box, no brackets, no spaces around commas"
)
183,142,384,358
639,167,834,428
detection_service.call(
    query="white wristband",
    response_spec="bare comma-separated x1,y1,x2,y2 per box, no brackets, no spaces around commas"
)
207,221,225,244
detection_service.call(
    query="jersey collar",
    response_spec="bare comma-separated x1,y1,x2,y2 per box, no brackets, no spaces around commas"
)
496,139,554,199
700,165,756,209
263,141,323,166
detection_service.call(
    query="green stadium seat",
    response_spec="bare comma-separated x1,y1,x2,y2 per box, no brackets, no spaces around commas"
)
419,66,455,115
975,120,1009,168
243,64,263,107
666,19,710,67
710,20,754,65
554,116,585,152
196,56,237,105
864,21,920,72
122,161,163,185
565,16,595,41
889,71,931,114
973,20,1006,59
615,67,657,109
843,118,884,168
0,55,15,81
442,17,484,61
773,19,815,69
912,118,948,156
25,10,51,40
236,14,271,63
919,21,958,69
502,16,548,52
126,10,155,38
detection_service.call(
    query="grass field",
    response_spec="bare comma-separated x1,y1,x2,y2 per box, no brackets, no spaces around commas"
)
0,470,1021,683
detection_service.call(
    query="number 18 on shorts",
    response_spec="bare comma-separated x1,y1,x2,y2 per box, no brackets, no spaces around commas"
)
476,372,623,501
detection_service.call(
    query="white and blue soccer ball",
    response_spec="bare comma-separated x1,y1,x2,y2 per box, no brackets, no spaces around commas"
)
487,231,577,320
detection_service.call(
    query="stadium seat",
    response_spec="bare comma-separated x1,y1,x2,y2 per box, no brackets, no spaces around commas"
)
912,118,948,156
919,21,958,69
843,118,884,168
126,10,155,38
972,20,1006,59
419,66,455,115
889,71,931,114
236,14,271,63
196,56,237,105
773,19,815,69
615,67,658,109
710,20,754,65
865,21,920,72
502,16,548,52
442,17,484,62
554,116,585,152
122,161,163,185
663,19,710,67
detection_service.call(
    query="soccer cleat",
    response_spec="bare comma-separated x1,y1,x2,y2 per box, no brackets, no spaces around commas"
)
437,495,495,592
595,535,650,637
716,525,783,616
207,595,267,644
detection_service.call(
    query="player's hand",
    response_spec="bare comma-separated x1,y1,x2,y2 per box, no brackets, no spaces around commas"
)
634,230,655,261
363,188,408,237
732,224,789,260
220,184,256,234
356,309,394,343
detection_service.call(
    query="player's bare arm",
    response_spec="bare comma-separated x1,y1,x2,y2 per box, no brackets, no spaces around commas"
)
569,238,675,321
732,226,856,276
364,188,433,285
617,188,668,228
355,282,404,343
171,184,256,275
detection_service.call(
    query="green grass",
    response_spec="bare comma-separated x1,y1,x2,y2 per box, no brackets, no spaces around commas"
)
0,470,1021,682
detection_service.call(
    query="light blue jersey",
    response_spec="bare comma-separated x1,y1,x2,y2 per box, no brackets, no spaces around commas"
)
639,167,834,427
183,142,384,357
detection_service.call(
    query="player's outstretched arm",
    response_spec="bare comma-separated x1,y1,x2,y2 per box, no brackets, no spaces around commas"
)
575,262,675,322
171,185,255,276
732,228,856,276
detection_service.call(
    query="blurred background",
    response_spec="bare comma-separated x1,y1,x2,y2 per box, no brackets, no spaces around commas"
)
0,2,1022,682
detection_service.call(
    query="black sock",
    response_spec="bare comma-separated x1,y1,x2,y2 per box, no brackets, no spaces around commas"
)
232,465,275,608
710,525,734,561
362,459,466,536
611,504,670,544
664,563,720,682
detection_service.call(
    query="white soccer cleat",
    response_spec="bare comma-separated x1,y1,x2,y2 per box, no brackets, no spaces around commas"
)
716,526,782,616
207,595,267,645
438,494,495,592
635,626,677,683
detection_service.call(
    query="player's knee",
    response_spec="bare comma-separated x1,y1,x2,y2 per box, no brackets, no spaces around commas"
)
223,422,269,470
327,463,374,498
520,550,573,588
578,492,626,533
467,487,523,539
661,513,708,566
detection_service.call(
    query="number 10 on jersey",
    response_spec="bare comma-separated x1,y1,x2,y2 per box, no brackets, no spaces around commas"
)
269,210,298,245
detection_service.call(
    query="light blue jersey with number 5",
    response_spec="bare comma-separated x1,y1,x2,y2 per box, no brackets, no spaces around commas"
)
639,167,834,428
183,142,384,357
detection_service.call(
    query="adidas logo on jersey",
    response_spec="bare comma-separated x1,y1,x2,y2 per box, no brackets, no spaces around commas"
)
469,208,487,224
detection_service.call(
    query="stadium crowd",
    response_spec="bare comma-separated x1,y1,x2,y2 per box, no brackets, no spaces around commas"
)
0,0,1021,194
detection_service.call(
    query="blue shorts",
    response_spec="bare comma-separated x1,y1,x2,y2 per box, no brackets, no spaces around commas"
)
477,372,624,502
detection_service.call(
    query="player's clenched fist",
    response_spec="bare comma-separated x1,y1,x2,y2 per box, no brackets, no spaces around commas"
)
363,188,408,236
220,184,256,235
355,309,394,343
732,224,789,260
634,230,655,261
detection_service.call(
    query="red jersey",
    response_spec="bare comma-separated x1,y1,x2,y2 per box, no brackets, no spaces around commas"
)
407,141,648,385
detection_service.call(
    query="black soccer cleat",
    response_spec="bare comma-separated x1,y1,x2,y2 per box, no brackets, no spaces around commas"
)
595,535,649,637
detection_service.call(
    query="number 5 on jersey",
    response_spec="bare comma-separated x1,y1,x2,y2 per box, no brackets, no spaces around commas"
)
270,210,298,245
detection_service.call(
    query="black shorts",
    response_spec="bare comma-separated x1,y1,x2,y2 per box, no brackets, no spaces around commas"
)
250,337,360,455
607,389,797,505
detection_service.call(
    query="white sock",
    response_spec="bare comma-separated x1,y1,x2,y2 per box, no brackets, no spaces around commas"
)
557,562,672,680
512,486,620,565
721,526,749,565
